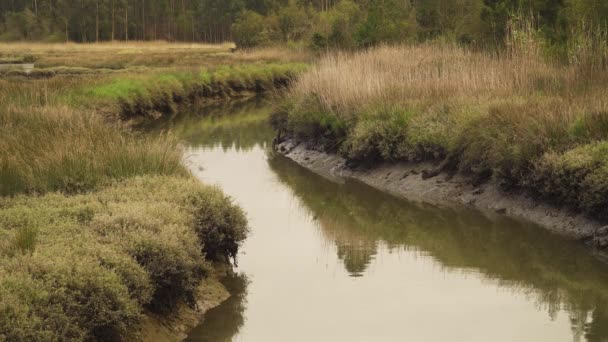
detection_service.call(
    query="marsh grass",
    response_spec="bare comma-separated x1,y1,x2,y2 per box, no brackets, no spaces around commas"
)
0,104,186,195
12,226,38,255
81,63,308,121
0,176,248,341
0,41,309,70
0,43,308,195
280,44,608,218
0,42,269,341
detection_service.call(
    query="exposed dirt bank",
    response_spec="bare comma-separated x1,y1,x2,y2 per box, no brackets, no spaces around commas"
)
276,140,608,252
139,272,231,342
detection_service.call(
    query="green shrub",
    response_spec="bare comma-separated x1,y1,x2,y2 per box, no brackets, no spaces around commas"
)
284,96,348,149
1,252,142,341
529,142,608,218
187,187,248,264
341,107,415,162
0,176,249,339
455,102,571,187
124,227,207,313
232,11,270,48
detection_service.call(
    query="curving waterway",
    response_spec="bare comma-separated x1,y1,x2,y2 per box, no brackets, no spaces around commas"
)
155,98,608,342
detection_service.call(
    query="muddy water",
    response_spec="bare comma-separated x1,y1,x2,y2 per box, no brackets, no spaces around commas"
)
161,99,608,342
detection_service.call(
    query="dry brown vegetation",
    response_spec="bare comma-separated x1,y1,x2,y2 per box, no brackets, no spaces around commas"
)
278,43,608,219
293,44,607,117
0,41,311,70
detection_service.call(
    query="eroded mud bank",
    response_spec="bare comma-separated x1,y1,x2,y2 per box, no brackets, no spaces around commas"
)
276,140,608,252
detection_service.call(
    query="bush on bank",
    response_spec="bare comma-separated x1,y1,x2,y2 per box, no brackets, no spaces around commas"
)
0,176,248,341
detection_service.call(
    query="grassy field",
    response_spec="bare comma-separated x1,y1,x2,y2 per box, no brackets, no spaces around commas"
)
0,42,305,341
276,43,608,220
0,41,309,69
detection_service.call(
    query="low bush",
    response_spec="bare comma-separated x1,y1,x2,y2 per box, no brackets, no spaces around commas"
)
187,187,248,264
529,142,608,218
341,106,415,162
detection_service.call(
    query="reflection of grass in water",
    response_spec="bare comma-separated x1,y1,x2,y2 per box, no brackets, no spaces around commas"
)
268,155,608,341
185,273,248,342
153,97,275,152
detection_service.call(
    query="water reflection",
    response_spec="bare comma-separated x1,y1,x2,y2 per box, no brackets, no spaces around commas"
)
268,156,608,341
160,98,608,342
148,97,274,152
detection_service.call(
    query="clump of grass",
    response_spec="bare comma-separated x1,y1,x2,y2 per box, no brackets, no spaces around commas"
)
12,226,38,255
280,43,608,218
0,176,248,340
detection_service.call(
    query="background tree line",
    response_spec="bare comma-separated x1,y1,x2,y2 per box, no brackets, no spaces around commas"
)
1,0,607,52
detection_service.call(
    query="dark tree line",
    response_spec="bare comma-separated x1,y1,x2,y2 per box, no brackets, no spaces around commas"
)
1,0,607,50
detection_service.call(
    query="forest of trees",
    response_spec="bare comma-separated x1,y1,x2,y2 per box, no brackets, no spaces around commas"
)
1,0,607,50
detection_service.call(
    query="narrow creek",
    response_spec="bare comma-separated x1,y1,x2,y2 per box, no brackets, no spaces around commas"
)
156,98,608,342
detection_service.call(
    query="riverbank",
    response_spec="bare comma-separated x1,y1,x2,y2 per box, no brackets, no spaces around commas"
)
0,42,307,341
276,139,608,252
273,43,608,251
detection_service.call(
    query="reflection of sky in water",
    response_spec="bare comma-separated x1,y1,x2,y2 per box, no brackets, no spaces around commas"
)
176,100,608,342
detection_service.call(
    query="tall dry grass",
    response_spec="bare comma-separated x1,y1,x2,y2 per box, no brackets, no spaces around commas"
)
0,104,186,195
0,41,235,55
291,44,608,116
0,41,307,69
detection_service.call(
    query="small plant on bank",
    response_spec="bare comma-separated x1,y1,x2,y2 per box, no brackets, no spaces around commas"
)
12,225,38,255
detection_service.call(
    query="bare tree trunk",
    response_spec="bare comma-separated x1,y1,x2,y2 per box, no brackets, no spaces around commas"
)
191,15,195,42
111,0,115,41
65,19,69,43
142,0,145,40
96,1,99,42
125,5,128,41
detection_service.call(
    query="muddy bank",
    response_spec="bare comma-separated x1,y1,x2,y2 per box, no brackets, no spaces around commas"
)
276,140,608,250
139,273,231,342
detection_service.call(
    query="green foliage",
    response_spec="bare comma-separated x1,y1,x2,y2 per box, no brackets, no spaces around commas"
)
282,96,348,149
355,0,413,47
455,102,572,186
84,63,307,121
341,107,416,162
1,0,608,59
276,1,311,42
188,187,248,263
530,142,608,218
232,10,269,48
312,0,363,49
